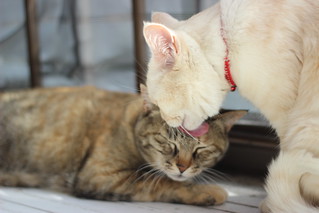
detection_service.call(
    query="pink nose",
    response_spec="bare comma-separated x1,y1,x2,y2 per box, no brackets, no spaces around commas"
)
176,163,188,173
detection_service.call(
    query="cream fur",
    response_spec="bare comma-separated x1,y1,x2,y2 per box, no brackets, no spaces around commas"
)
262,150,319,213
143,0,319,212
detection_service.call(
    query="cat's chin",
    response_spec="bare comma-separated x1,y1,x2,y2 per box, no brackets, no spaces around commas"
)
166,174,191,182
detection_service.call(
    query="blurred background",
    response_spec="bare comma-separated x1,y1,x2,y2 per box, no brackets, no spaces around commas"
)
0,0,257,110
0,0,276,175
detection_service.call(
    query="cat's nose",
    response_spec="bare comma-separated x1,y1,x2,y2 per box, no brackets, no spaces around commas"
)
176,163,188,173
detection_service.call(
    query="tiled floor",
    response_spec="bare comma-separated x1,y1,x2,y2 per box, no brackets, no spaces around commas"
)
0,177,266,213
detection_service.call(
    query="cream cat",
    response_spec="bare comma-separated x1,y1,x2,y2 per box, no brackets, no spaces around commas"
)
143,0,319,212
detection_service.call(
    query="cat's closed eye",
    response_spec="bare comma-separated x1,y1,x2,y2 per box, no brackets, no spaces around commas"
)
153,135,177,156
192,146,206,159
196,148,220,161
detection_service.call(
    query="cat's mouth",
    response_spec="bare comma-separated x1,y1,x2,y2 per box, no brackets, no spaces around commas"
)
178,122,209,137
168,174,189,182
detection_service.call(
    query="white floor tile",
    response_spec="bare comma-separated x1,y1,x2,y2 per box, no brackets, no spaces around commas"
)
0,181,266,213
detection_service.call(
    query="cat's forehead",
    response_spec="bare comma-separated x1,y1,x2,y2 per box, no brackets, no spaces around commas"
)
146,62,192,100
143,109,227,146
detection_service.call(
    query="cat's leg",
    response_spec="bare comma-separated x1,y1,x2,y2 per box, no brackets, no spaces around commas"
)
262,90,319,211
299,172,319,207
0,171,44,187
73,169,227,205
261,151,319,213
259,199,271,213
275,54,319,210
0,171,73,193
278,124,319,209
132,180,228,206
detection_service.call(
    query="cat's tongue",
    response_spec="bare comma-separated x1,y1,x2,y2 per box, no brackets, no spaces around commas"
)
178,122,209,137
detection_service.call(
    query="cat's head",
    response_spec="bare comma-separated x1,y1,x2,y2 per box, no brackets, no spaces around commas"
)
143,12,229,131
135,102,247,182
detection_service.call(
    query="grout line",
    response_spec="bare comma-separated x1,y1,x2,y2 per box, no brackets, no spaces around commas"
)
206,207,237,213
16,189,106,213
226,200,259,208
0,197,54,213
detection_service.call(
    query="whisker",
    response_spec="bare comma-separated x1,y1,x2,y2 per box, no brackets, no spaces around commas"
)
204,173,219,184
174,127,186,143
201,172,223,182
175,126,184,137
206,168,231,180
211,168,230,178
148,170,164,191
192,175,203,184
125,163,152,184
136,163,154,172
131,166,157,185
194,175,207,184
124,165,157,190
203,168,231,182
168,126,179,141
153,173,165,189
200,174,213,184
126,171,138,184
143,168,160,184
178,125,199,142
143,170,163,193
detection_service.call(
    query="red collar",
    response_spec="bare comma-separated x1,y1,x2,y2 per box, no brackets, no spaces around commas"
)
220,18,237,92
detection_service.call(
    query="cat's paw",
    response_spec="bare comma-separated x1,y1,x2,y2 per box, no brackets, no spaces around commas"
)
299,172,319,207
185,184,228,206
260,198,272,213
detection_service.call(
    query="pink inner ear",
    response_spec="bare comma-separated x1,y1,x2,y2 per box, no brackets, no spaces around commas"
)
144,24,177,67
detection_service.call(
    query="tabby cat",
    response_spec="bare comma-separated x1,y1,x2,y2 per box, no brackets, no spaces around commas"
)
0,86,246,206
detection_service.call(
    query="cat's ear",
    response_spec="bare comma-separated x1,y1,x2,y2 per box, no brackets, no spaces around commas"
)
151,12,179,28
143,23,179,69
140,84,153,112
217,110,248,132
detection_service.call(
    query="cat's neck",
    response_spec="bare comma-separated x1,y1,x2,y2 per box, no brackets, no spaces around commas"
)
182,4,234,91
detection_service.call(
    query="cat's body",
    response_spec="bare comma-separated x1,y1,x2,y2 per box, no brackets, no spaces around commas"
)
0,86,245,205
143,0,319,212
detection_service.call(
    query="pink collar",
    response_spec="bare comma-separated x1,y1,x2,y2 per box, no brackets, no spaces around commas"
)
220,17,237,92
